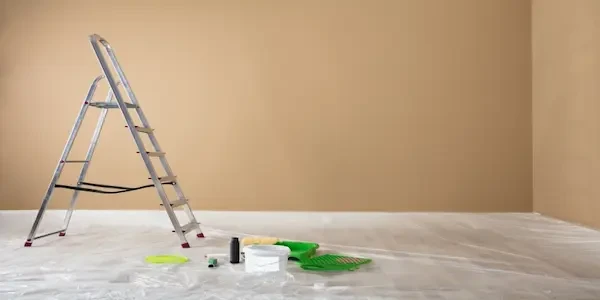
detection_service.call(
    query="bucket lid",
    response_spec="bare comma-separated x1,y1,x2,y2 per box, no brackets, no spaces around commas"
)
243,244,290,257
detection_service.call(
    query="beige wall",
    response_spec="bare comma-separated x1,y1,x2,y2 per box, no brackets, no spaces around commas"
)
0,0,532,211
533,0,600,228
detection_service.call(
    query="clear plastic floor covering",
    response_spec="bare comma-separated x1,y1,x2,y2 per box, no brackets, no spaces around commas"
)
1,210,599,299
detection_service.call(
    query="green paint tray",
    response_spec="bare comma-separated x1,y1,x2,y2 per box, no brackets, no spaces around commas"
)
298,254,372,271
274,240,319,261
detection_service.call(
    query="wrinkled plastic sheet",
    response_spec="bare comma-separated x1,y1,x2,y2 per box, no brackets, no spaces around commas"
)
1,210,600,299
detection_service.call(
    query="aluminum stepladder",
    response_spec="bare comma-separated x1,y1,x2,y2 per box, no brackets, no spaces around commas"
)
24,34,204,248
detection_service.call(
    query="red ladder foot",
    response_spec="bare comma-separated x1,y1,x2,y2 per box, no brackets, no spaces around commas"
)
181,243,190,248
197,233,205,238
24,241,32,247
59,232,66,236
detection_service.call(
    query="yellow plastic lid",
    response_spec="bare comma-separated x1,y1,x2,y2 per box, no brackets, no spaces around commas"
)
145,254,189,264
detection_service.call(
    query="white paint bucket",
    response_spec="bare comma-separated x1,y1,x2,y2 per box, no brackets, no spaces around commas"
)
243,244,290,273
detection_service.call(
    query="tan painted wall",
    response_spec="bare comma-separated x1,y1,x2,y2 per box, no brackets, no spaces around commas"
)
533,0,600,228
0,0,532,211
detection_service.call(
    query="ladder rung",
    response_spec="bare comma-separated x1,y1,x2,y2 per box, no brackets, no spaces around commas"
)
160,199,188,207
88,102,138,109
137,151,165,157
61,160,89,163
126,125,154,134
179,222,197,233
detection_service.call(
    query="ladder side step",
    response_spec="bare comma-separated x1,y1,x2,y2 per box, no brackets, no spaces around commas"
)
88,102,138,109
61,160,89,163
160,199,188,207
137,151,165,157
126,125,154,134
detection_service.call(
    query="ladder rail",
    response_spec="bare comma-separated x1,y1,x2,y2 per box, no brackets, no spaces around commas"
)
61,87,116,234
90,35,175,176
89,34,191,246
25,75,104,245
89,35,203,237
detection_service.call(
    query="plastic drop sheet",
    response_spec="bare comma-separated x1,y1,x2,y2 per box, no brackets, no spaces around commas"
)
1,211,600,300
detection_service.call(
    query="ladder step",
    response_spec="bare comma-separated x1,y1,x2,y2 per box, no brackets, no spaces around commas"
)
88,102,138,109
150,175,177,182
179,222,198,233
137,151,165,157
61,160,89,163
126,125,154,134
160,198,188,207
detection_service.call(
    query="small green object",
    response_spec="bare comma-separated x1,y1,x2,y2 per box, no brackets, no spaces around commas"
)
145,255,189,264
298,254,371,271
208,257,218,268
275,240,319,261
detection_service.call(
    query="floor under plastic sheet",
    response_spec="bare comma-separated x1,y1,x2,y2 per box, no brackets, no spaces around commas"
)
1,211,600,300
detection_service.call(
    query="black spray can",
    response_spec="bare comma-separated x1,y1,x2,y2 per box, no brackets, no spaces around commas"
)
230,237,240,264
